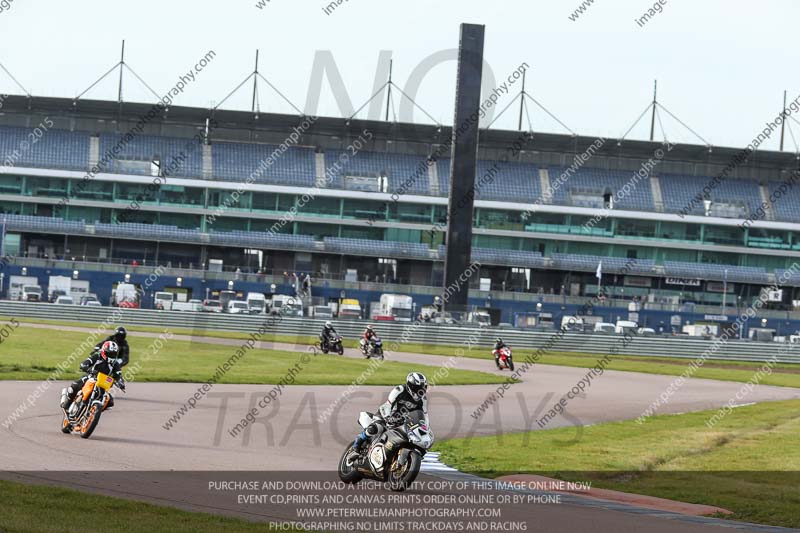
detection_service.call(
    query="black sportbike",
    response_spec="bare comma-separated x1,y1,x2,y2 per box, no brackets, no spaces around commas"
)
319,333,344,355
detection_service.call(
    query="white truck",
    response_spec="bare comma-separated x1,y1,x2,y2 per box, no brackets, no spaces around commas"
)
378,294,413,322
9,275,40,301
114,283,140,308
561,315,585,332
173,299,202,312
69,280,91,302
270,294,303,317
615,320,639,335
467,310,492,327
154,291,175,310
338,298,362,320
246,292,267,315
311,305,333,319
48,276,72,302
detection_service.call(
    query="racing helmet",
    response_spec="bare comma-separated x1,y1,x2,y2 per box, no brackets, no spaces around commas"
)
406,372,428,400
100,341,120,361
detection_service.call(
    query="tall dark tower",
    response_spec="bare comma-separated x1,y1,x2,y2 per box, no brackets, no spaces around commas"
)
444,23,485,312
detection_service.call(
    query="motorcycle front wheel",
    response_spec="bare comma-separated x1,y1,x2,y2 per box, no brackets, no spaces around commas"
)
80,404,102,439
507,358,515,371
338,445,363,484
387,449,421,492
337,344,344,355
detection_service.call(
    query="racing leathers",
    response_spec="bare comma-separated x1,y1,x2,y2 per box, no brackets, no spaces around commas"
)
353,384,428,451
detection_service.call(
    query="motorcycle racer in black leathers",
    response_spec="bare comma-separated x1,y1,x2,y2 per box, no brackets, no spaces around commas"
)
60,341,126,412
353,372,428,451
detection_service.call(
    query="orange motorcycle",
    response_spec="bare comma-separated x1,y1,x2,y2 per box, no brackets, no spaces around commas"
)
61,372,123,439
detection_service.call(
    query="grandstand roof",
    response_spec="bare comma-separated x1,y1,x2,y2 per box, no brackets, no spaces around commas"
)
1,94,798,180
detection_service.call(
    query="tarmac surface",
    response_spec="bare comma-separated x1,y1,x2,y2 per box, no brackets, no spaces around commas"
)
2,325,799,532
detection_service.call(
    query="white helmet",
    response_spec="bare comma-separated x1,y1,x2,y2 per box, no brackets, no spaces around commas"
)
406,372,428,400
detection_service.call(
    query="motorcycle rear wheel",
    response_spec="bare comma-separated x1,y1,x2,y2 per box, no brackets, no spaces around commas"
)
338,445,363,484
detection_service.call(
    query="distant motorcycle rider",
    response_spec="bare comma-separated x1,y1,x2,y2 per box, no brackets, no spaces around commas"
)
493,338,508,369
320,321,338,347
353,372,428,452
360,325,377,354
94,326,130,367
60,341,126,412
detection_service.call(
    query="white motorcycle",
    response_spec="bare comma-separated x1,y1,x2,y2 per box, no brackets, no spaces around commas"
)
338,407,434,492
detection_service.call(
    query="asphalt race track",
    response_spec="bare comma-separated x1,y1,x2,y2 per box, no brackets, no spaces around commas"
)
2,328,799,531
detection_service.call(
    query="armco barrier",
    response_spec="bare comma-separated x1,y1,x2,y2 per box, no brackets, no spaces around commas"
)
1,301,798,364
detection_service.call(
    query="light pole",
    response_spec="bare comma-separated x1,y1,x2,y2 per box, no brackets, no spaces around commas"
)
722,269,728,313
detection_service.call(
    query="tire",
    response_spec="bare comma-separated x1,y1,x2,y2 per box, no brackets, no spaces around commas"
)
507,358,515,371
338,445,363,484
61,417,72,434
337,344,344,355
80,404,102,439
387,449,422,492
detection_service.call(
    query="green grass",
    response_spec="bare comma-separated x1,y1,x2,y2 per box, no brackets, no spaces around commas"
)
0,325,505,386
6,316,800,387
0,479,299,532
436,399,800,528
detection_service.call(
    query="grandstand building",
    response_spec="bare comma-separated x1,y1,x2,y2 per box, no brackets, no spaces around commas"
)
1,95,800,330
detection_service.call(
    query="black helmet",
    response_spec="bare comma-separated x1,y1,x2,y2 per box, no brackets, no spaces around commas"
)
406,372,428,400
114,326,127,341
495,338,503,345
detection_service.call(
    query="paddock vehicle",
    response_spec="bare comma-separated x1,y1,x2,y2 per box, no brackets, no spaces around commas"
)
61,372,124,439
494,346,514,371
320,332,344,355
338,408,433,492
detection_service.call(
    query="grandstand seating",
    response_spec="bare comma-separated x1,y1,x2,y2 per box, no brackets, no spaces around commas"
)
552,253,657,275
330,151,430,195
5,127,800,225
471,248,545,268
212,142,316,186
766,179,800,221
548,167,655,211
324,237,434,260
2,214,87,234
664,261,770,283
437,158,541,202
775,268,800,287
0,126,89,170
98,134,203,177
659,174,762,218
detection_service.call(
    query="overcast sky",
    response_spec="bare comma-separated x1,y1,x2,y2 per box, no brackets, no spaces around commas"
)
1,0,798,150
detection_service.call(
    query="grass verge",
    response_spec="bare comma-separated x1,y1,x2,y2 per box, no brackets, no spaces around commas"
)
0,325,505,386
0,479,298,532
436,399,800,528
6,316,800,387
